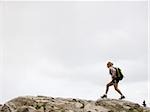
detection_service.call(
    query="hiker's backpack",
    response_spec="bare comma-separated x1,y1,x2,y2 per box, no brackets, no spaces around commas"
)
115,67,124,80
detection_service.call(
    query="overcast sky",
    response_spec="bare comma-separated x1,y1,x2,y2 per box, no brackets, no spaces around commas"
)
0,1,149,105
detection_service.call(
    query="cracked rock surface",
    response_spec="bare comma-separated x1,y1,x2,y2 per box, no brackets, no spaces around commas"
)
0,96,150,112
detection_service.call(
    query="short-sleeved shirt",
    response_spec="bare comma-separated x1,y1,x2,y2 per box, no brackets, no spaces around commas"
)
109,66,116,78
109,66,119,83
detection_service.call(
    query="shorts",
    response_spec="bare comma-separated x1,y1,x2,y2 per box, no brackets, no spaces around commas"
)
111,78,119,83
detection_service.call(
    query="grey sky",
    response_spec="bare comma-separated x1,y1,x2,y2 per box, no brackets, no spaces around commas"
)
0,1,149,105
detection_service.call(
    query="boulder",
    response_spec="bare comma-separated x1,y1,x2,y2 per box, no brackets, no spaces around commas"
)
0,96,150,112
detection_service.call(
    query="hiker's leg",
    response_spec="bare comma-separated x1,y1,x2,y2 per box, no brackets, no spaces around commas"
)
105,81,113,94
113,82,123,96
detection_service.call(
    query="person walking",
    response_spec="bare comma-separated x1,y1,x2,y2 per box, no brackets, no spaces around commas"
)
101,61,125,99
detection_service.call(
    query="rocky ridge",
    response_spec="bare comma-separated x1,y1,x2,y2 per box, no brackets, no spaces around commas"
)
0,96,150,112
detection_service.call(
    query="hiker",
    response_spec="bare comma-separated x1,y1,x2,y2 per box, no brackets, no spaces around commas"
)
101,61,125,99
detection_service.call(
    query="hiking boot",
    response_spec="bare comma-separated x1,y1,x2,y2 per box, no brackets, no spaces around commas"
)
119,95,125,100
101,94,107,98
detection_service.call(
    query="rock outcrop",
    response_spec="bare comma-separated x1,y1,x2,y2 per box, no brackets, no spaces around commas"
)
0,96,150,112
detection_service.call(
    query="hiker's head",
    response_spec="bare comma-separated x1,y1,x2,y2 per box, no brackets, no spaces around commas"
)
107,62,113,68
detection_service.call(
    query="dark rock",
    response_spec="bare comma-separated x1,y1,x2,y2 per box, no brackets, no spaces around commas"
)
1,104,12,112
